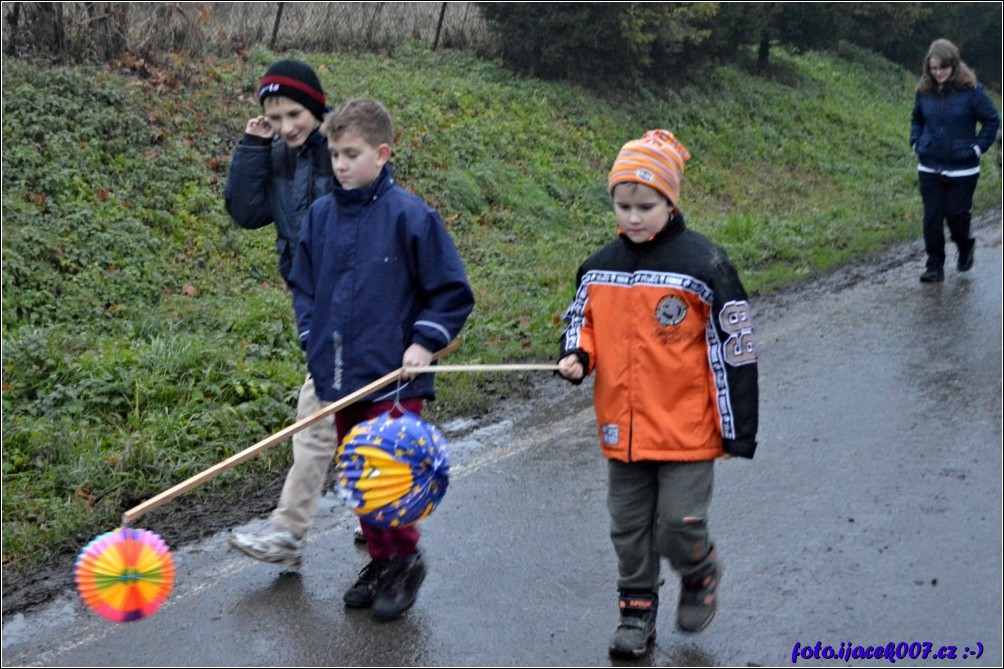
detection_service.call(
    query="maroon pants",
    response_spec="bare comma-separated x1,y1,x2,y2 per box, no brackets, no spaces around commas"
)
336,398,423,560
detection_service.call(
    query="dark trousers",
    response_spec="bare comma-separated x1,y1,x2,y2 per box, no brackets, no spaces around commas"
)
336,397,424,560
607,459,715,593
918,171,979,270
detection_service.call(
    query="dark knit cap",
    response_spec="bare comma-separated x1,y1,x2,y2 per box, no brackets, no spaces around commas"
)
258,59,327,121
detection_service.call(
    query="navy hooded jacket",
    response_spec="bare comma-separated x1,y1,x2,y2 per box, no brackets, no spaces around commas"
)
910,83,1000,174
224,129,335,282
288,165,474,403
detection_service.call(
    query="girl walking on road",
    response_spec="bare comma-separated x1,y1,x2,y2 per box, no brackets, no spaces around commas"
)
910,38,1000,283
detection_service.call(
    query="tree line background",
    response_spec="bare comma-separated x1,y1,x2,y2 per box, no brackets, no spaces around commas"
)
2,2,1001,90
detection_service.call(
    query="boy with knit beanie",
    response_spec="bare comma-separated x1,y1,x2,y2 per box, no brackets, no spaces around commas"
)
557,130,759,658
224,59,365,567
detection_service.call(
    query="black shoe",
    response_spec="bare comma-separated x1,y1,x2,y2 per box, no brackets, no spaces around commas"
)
677,558,721,634
372,552,427,621
957,241,975,272
609,592,658,658
919,268,944,283
343,559,392,608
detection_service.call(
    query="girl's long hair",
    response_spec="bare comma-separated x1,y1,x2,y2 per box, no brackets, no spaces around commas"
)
917,38,978,94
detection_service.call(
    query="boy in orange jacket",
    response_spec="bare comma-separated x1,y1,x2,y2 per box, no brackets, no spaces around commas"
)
557,130,758,658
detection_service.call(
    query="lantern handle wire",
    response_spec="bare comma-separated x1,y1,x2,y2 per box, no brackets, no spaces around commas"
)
392,375,407,415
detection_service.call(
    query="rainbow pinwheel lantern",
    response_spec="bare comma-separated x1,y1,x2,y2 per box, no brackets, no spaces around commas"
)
74,526,175,622
336,412,450,528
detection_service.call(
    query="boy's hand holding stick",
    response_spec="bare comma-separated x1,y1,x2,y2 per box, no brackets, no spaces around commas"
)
125,340,458,523
124,343,563,524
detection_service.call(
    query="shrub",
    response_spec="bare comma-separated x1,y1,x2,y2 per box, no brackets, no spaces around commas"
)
477,2,716,85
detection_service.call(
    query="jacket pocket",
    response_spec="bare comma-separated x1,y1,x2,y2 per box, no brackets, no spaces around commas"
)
951,139,977,163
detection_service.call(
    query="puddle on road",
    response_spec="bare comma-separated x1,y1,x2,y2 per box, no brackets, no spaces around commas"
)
1,596,79,650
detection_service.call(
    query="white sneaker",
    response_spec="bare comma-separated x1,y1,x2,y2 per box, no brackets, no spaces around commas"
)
353,523,367,545
229,522,304,568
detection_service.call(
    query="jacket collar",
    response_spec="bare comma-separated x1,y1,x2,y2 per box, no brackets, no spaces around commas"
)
333,164,395,206
298,128,328,155
619,211,686,247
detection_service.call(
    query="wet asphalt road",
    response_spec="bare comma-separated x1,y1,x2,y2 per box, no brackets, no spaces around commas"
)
3,217,1001,667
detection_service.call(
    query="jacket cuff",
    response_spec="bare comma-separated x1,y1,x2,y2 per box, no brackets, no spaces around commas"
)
241,133,273,147
723,437,756,459
411,330,444,354
557,349,590,385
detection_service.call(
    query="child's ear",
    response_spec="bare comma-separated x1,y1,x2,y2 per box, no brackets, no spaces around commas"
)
377,143,392,165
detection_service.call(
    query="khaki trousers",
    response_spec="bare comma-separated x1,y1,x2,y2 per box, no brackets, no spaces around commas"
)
271,375,336,538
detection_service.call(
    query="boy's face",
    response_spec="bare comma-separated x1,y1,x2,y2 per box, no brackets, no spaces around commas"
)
328,129,390,190
262,97,320,149
612,182,674,243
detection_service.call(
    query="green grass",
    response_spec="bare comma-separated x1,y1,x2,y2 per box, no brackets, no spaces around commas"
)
2,41,1001,572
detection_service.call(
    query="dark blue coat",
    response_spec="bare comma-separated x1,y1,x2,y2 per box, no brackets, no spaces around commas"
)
910,84,1000,173
224,129,335,282
288,166,475,403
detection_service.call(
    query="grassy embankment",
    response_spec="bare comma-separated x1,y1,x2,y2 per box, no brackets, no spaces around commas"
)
2,42,1000,573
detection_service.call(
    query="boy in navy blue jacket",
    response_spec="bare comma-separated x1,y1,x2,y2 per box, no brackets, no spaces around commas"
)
289,98,474,621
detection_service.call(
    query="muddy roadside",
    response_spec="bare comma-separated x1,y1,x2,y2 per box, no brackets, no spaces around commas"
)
0,361,571,618
3,208,999,619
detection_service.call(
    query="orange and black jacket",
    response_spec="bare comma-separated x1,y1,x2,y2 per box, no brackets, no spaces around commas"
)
560,214,758,462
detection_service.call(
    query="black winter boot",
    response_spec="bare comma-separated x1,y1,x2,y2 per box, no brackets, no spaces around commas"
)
343,559,392,608
677,555,721,633
957,239,975,272
372,552,427,621
920,267,945,283
609,591,658,658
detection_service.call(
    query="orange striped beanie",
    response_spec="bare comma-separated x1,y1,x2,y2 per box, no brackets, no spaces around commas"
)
608,130,691,207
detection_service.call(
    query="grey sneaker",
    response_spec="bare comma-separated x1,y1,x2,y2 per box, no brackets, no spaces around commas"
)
228,522,304,568
677,557,721,633
609,592,658,658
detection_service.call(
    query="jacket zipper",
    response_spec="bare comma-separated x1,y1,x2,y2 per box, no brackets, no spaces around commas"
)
628,408,635,462
627,243,640,462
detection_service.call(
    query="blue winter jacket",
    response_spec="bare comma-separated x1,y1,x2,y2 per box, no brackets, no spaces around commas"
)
223,129,335,282
288,165,475,403
910,84,1000,174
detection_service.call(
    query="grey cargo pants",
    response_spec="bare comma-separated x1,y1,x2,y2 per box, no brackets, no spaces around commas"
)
607,459,716,593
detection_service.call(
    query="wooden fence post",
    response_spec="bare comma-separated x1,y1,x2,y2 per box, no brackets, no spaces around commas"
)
269,2,284,50
433,2,447,51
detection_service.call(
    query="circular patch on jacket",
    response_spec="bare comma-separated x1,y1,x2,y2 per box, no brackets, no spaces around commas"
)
655,295,688,327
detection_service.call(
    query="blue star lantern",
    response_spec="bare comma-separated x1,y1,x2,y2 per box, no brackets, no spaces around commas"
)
336,411,450,528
